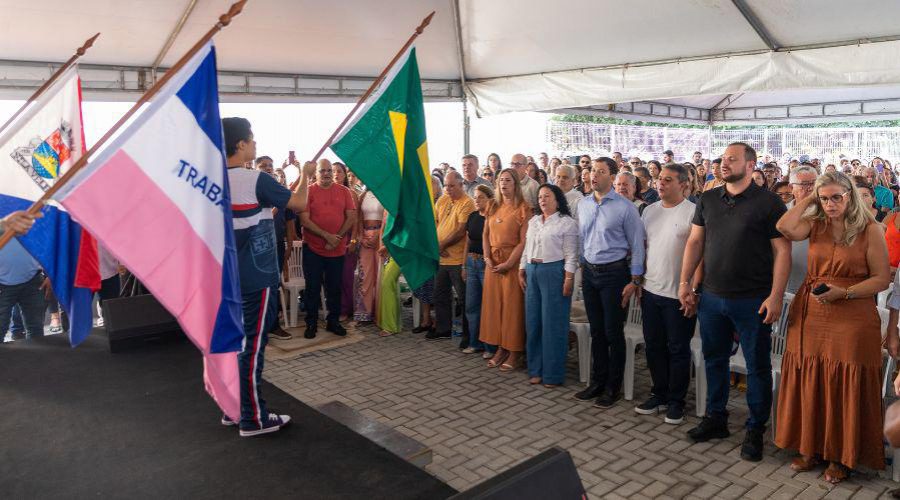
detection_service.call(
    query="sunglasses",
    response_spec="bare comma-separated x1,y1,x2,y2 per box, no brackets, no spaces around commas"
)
818,192,849,205
482,172,494,177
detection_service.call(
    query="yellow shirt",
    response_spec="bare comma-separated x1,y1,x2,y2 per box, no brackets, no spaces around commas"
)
435,194,476,265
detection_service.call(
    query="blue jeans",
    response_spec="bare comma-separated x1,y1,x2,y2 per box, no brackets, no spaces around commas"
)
238,286,277,429
581,260,629,393
9,304,24,336
525,261,572,385
640,290,696,406
464,255,491,352
698,291,772,430
0,273,46,339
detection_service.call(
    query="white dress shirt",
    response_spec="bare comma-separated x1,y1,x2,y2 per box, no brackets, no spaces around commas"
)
564,188,584,221
520,212,579,273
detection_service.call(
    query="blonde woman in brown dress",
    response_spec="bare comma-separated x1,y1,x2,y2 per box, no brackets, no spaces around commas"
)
480,168,529,372
775,171,890,483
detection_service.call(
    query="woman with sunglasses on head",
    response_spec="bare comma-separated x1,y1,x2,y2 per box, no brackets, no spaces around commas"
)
480,167,495,185
775,171,890,484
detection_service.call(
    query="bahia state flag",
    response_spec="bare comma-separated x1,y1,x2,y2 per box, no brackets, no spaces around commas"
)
53,42,243,419
0,65,100,346
330,46,438,290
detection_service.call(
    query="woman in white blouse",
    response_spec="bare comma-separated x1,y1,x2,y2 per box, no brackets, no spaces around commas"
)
518,184,579,387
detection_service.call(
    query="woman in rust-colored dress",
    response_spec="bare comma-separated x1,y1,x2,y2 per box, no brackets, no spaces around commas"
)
775,171,890,484
480,168,529,372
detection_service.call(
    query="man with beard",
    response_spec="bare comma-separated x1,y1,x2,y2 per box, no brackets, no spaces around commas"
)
678,142,790,462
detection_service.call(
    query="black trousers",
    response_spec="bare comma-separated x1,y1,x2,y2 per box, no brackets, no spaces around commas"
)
581,260,629,394
302,246,344,326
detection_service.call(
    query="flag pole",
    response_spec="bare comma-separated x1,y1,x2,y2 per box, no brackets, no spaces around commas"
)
0,0,249,252
290,11,436,190
0,33,100,136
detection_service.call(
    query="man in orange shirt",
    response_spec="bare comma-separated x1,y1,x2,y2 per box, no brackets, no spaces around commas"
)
428,171,475,342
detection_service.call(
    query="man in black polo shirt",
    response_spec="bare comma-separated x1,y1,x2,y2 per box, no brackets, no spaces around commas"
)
678,142,790,462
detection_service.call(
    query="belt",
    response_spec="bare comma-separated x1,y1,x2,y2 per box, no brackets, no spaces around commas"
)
468,252,484,259
582,258,627,272
531,259,544,264
363,223,382,230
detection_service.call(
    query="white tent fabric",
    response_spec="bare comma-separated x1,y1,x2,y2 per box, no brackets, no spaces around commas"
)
2,0,900,122
467,40,900,117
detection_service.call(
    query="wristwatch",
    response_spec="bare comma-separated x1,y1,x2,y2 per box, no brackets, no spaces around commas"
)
631,277,643,287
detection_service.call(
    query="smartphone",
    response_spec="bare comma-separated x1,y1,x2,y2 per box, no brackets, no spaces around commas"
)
877,163,884,172
288,150,296,165
812,283,830,295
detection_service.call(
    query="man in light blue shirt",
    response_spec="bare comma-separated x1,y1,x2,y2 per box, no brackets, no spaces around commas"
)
573,157,646,409
0,237,46,339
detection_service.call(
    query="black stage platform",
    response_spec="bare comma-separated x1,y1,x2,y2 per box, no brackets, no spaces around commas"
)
0,334,455,499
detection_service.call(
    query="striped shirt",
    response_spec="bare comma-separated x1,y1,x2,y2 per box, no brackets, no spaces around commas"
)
227,167,291,294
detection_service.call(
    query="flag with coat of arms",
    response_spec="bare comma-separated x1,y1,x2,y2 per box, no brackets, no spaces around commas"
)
0,66,100,346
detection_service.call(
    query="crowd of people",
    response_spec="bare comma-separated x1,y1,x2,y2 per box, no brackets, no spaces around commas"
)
264,143,900,483
4,118,900,479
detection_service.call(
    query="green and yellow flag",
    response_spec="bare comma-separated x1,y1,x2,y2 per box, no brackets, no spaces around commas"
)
330,46,438,289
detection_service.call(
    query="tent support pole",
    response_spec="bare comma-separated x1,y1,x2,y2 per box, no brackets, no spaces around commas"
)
731,0,779,50
151,0,198,84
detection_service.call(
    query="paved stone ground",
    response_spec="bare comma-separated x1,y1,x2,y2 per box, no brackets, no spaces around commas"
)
267,312,899,499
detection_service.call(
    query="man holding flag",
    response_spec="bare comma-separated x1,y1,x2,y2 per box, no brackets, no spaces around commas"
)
220,116,314,436
51,40,312,435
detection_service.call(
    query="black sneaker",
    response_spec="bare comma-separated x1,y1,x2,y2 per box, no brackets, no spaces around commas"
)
304,325,317,339
269,327,292,340
664,403,685,425
687,415,730,442
326,322,347,337
239,413,291,437
221,414,237,426
593,392,621,409
634,395,667,415
740,428,765,462
573,384,603,402
425,330,452,340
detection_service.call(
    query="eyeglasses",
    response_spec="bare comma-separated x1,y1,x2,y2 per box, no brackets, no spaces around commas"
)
777,192,794,199
509,162,524,167
629,162,641,166
791,181,815,188
482,172,494,177
818,192,849,205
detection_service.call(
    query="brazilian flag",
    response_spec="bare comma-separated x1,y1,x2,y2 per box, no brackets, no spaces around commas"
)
330,46,438,289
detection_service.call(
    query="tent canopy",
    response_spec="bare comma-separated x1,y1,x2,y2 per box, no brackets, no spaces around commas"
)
2,0,900,123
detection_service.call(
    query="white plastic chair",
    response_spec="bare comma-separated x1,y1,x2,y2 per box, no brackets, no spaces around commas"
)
281,241,304,327
567,268,590,385
623,296,644,401
571,323,591,385
878,283,894,308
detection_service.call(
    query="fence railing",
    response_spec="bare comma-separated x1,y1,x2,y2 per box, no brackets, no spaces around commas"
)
546,121,900,162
